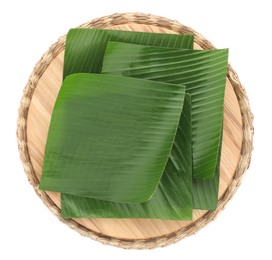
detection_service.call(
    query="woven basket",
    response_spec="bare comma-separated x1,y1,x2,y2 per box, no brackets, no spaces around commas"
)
16,13,254,249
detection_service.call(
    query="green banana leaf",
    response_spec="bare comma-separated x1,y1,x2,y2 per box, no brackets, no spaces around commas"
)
63,28,194,79
41,27,224,215
192,128,222,210
58,28,197,217
61,94,192,220
39,73,186,204
102,41,228,180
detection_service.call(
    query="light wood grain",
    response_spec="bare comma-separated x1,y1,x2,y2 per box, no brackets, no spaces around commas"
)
26,23,243,241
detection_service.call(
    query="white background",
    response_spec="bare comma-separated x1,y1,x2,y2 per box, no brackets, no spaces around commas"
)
1,0,271,259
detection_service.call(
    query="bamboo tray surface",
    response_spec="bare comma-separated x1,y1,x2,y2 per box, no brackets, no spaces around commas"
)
17,13,253,249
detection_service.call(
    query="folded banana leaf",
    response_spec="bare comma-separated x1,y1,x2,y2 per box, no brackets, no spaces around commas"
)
102,41,228,181
39,73,186,204
63,28,194,79
61,94,192,219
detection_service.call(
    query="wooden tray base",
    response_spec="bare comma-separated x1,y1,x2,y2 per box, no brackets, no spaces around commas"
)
17,13,254,249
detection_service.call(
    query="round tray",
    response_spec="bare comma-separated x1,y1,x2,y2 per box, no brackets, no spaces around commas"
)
17,13,254,249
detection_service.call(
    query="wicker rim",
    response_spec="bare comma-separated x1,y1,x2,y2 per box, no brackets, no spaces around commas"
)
16,12,254,249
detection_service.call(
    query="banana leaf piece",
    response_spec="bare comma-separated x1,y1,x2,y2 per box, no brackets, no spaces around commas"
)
63,28,194,79
39,73,186,204
59,28,196,216
192,127,222,210
61,94,192,220
102,41,228,180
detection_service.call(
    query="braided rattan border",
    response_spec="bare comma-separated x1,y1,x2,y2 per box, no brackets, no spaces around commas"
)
16,12,254,249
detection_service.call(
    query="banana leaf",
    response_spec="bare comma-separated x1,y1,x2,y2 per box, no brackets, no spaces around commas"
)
192,128,222,210
63,28,194,79
58,28,196,217
102,41,228,180
41,28,224,215
39,73,186,204
61,94,192,219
